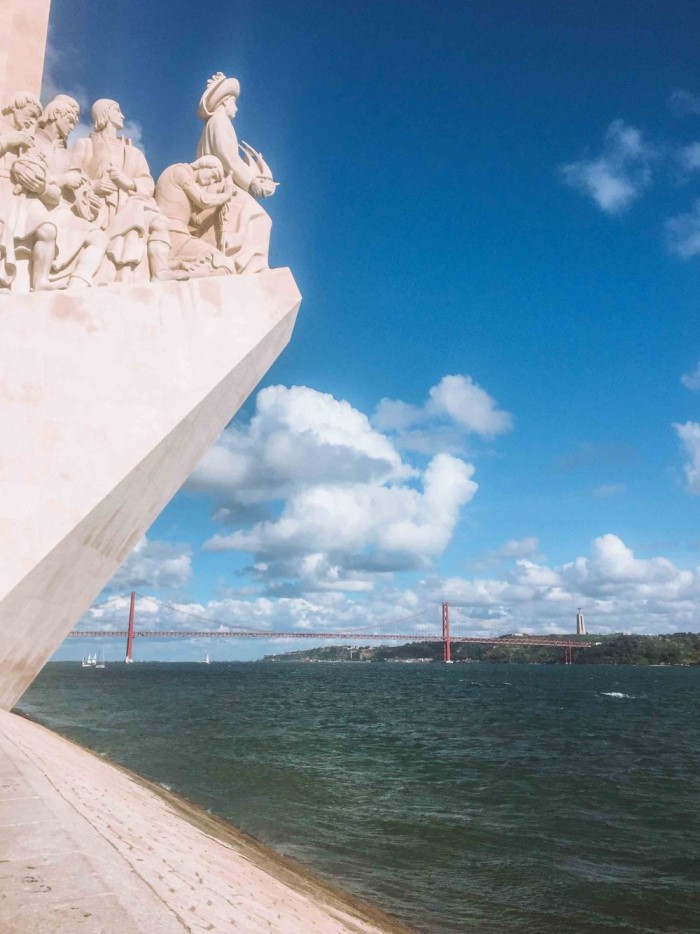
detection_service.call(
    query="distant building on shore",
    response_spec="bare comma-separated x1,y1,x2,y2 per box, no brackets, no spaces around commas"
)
576,608,586,635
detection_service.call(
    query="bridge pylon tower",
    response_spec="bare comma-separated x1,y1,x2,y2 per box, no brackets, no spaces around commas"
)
442,602,452,663
125,591,135,664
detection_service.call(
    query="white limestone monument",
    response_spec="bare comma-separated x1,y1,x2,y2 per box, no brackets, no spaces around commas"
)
0,1,301,707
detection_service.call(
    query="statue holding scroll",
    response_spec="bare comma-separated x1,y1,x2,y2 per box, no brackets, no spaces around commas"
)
196,72,278,275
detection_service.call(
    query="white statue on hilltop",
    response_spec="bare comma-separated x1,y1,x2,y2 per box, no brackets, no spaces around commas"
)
71,99,179,283
196,72,278,275
155,156,235,277
7,94,108,290
0,90,42,289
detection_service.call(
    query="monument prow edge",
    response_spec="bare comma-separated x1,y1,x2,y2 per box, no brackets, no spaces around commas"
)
0,269,301,709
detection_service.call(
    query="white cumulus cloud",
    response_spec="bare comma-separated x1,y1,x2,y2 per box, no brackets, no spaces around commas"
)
433,534,700,635
205,452,477,570
374,374,512,452
560,120,654,214
188,382,500,593
82,535,700,656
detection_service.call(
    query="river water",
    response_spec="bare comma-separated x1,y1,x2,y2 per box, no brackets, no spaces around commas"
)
17,662,700,933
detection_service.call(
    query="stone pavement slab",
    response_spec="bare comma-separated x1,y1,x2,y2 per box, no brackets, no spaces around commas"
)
0,710,404,933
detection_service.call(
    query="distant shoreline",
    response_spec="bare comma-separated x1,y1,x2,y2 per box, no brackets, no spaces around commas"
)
263,632,700,666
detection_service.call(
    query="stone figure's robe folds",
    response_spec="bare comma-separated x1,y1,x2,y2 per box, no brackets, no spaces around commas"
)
71,133,165,278
155,162,232,275
0,116,25,288
196,108,271,274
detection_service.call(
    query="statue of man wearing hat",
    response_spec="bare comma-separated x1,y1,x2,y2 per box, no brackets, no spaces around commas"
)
196,72,277,275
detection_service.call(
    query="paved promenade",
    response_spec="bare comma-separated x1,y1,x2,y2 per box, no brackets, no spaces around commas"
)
0,710,404,933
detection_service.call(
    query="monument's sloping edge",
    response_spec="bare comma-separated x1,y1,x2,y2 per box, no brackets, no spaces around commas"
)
0,709,400,933
0,272,300,708
0,269,299,598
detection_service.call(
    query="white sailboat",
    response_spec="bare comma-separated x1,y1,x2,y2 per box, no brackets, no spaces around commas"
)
203,653,210,665
95,648,106,669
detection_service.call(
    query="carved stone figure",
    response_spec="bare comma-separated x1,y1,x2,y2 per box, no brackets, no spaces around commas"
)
0,73,281,292
71,99,176,283
155,156,235,276
8,94,108,290
0,91,42,289
196,72,277,275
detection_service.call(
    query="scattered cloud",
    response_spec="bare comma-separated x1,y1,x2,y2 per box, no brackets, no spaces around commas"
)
490,537,540,560
592,483,626,499
434,533,700,635
669,88,700,117
40,37,145,152
83,534,700,650
678,142,700,172
681,362,700,391
558,100,700,262
666,200,700,258
560,120,654,214
107,536,192,592
123,120,144,150
41,39,89,110
674,421,700,493
80,588,432,640
373,374,513,452
470,537,542,572
496,537,539,559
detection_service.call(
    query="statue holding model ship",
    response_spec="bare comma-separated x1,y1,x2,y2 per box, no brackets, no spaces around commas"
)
0,71,279,291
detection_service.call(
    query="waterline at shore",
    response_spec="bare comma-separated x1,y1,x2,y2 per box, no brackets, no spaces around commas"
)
0,709,411,933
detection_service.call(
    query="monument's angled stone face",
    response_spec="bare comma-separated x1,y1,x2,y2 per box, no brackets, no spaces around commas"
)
0,0,51,101
0,5,299,708
0,269,301,708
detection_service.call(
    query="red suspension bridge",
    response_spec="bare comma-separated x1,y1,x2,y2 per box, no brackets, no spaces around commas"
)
68,592,589,665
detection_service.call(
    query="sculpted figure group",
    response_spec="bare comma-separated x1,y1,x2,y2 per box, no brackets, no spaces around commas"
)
0,72,277,293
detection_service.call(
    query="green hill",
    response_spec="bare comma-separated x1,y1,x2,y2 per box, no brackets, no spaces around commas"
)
264,633,700,666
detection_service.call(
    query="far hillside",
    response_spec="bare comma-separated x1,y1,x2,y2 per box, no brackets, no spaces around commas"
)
264,633,700,666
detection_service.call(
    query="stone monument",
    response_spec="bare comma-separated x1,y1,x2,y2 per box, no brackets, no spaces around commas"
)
0,2,301,708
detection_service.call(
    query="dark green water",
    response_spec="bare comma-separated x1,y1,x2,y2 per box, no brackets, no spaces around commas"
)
17,662,700,933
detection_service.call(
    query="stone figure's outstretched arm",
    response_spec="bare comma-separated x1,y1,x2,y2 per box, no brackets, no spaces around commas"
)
216,147,256,193
239,141,277,199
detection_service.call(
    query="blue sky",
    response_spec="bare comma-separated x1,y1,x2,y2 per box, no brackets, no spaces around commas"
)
45,0,700,658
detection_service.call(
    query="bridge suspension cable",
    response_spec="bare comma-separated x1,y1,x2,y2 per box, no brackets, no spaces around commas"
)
86,593,438,638
72,594,588,664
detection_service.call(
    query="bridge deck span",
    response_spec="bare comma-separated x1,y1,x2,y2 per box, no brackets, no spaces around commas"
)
68,631,588,649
